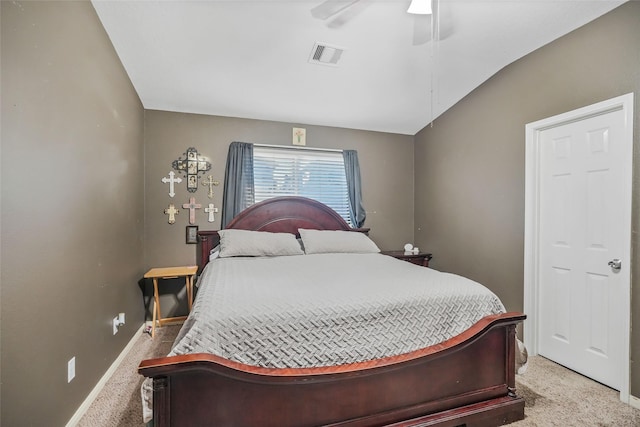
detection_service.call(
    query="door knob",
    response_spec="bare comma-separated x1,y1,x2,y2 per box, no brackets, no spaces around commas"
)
608,259,622,271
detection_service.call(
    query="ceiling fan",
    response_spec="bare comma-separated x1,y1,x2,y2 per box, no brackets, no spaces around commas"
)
310,0,449,45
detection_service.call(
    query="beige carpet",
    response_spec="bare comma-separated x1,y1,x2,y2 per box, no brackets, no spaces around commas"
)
77,325,180,427
78,325,640,426
511,357,639,426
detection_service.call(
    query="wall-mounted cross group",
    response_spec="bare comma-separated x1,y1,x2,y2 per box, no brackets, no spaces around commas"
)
164,198,218,224
162,148,221,228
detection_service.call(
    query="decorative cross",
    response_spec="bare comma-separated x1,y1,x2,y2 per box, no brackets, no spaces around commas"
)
201,175,220,199
164,204,179,224
172,147,211,193
182,197,202,225
161,171,182,198
205,203,219,222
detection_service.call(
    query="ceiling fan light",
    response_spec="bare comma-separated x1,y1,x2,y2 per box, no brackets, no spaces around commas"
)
407,0,432,15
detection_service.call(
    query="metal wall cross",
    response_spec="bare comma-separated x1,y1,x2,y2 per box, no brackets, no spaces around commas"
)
182,197,202,225
161,171,182,198
205,203,219,222
201,175,220,199
172,147,211,193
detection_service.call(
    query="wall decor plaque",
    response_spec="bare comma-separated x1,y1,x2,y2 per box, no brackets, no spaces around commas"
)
186,225,199,244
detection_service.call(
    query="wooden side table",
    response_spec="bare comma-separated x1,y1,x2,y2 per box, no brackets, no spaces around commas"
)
381,251,433,267
144,265,197,338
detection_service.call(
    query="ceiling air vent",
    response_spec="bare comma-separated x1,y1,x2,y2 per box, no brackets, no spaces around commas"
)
309,42,345,67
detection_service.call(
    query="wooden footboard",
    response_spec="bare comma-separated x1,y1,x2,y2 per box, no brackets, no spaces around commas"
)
139,312,525,427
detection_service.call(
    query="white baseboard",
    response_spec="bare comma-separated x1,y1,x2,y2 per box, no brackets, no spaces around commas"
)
65,323,145,427
630,394,640,410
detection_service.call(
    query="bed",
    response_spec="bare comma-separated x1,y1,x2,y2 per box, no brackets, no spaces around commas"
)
139,196,526,427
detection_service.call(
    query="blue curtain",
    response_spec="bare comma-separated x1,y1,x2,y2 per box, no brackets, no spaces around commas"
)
343,150,366,228
221,142,254,228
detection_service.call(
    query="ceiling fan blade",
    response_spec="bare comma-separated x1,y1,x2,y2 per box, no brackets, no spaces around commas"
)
311,0,361,21
326,0,371,28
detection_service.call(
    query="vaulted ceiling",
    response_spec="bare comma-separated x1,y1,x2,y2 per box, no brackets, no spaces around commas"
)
92,0,625,135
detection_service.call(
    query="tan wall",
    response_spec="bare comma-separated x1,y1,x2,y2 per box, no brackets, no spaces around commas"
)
5,1,635,422
414,2,640,394
144,110,415,316
0,1,145,425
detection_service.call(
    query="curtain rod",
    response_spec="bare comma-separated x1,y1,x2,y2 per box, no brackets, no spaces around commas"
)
255,143,343,153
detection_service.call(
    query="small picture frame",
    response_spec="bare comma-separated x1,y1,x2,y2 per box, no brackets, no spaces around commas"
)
186,225,199,244
187,175,198,190
187,161,198,174
292,127,306,146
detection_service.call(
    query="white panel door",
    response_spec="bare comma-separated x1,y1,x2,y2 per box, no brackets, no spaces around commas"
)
537,107,627,390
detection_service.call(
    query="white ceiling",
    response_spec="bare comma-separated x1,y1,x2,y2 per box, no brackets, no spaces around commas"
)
92,0,625,135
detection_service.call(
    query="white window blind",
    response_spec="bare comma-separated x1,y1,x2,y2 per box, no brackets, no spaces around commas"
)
253,146,352,226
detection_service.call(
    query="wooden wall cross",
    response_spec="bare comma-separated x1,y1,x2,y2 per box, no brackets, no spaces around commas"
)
182,197,202,225
205,203,219,222
201,175,220,199
164,204,179,224
161,171,182,198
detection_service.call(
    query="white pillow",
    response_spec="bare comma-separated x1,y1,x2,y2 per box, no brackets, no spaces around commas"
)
218,229,304,257
298,229,380,254
209,245,220,261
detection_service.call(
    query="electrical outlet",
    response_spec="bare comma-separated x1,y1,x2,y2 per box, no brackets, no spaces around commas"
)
68,357,75,383
113,316,119,335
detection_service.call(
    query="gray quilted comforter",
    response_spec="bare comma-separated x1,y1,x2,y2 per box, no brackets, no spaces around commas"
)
169,253,505,367
142,253,506,421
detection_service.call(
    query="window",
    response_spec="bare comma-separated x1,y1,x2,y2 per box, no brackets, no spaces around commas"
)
253,146,352,225
221,141,365,229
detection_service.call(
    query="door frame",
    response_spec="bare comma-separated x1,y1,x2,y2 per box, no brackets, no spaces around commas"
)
524,92,634,403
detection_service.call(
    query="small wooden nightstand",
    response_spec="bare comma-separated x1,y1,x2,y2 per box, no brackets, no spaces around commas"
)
144,265,197,338
381,251,433,267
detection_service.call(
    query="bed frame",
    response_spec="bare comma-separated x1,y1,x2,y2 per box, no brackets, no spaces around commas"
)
139,196,526,427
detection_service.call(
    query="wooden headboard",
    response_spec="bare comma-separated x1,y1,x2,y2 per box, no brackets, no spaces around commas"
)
196,196,369,272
